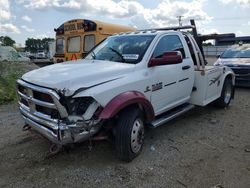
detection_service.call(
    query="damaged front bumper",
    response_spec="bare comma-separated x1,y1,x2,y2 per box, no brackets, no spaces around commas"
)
17,79,100,145
20,105,99,145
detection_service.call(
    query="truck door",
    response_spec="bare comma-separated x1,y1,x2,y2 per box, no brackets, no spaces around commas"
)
149,34,194,115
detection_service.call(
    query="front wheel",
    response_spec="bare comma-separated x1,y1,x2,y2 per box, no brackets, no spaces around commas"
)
214,78,233,108
115,107,145,162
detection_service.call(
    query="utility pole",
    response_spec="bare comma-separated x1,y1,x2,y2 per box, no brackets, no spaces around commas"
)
177,16,183,27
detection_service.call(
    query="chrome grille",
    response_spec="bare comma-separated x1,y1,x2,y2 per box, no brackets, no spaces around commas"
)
227,65,250,76
231,67,250,75
16,79,100,145
16,79,68,131
18,84,56,113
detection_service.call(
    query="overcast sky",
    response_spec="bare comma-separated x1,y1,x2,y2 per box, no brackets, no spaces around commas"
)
1,0,250,46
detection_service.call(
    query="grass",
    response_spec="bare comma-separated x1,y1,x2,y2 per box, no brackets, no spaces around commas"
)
0,62,26,105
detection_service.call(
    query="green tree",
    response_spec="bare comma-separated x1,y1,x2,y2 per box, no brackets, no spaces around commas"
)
0,36,16,47
42,38,55,51
25,37,54,53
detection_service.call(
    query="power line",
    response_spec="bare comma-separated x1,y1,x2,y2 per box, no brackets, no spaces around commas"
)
194,17,250,21
213,17,250,21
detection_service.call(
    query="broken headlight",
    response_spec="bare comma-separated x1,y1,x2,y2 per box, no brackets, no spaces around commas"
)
67,97,95,115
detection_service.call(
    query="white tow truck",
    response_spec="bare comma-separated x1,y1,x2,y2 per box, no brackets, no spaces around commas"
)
17,25,235,161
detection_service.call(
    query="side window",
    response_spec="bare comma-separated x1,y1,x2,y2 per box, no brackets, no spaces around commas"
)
152,35,185,58
184,35,197,65
84,35,95,52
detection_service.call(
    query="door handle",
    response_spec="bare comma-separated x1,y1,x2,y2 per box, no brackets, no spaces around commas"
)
182,65,191,70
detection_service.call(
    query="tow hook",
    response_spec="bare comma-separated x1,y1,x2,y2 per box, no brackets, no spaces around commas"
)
46,144,76,158
22,124,31,131
49,144,62,155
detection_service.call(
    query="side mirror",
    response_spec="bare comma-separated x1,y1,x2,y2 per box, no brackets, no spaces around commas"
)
216,54,220,58
148,51,183,67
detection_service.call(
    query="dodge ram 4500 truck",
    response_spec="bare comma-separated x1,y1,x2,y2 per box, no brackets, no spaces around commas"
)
17,27,235,161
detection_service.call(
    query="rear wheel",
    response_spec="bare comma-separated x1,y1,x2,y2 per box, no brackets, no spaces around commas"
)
115,107,145,162
214,78,233,108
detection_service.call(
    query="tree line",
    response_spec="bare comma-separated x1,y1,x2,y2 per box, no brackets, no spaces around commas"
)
0,36,16,47
0,35,54,53
25,38,55,53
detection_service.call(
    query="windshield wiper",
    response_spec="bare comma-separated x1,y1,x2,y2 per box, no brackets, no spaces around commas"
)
108,47,126,63
91,51,96,59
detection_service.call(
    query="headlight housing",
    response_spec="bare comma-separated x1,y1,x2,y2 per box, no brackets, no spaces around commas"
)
67,97,95,115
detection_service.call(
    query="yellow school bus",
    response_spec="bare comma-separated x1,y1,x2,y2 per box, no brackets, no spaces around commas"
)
54,19,135,63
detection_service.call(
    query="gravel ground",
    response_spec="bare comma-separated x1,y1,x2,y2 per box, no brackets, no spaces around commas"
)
0,88,249,188
0,58,249,188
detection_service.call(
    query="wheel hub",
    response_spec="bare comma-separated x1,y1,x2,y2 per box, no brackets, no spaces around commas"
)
131,119,144,153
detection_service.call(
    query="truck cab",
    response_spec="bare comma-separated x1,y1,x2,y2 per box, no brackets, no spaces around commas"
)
17,27,235,161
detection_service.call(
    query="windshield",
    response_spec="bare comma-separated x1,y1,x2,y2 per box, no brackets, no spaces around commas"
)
85,35,155,64
221,46,250,58
84,35,95,52
68,36,81,53
56,38,64,54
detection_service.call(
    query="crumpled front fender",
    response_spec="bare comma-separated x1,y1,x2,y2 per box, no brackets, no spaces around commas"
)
99,91,155,122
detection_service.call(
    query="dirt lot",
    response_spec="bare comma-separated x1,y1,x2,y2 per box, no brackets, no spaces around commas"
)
0,87,249,188
0,58,249,188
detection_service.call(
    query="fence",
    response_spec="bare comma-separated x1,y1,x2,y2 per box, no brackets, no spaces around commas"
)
203,46,230,57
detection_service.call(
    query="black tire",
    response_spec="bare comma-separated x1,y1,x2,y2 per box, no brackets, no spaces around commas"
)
115,106,145,162
214,78,233,108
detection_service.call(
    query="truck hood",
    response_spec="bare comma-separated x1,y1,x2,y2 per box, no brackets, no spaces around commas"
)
22,59,135,96
215,58,250,66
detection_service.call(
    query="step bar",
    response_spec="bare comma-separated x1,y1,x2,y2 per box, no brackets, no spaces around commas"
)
150,104,194,128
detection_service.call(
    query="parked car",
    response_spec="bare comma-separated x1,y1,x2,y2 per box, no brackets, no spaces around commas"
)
36,50,46,59
17,29,235,161
0,46,30,62
214,44,250,87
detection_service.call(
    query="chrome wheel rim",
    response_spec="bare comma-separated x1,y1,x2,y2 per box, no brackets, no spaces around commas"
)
131,118,144,153
224,83,232,104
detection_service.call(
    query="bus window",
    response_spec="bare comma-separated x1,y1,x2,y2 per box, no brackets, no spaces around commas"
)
68,36,81,52
84,35,95,52
56,38,64,54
